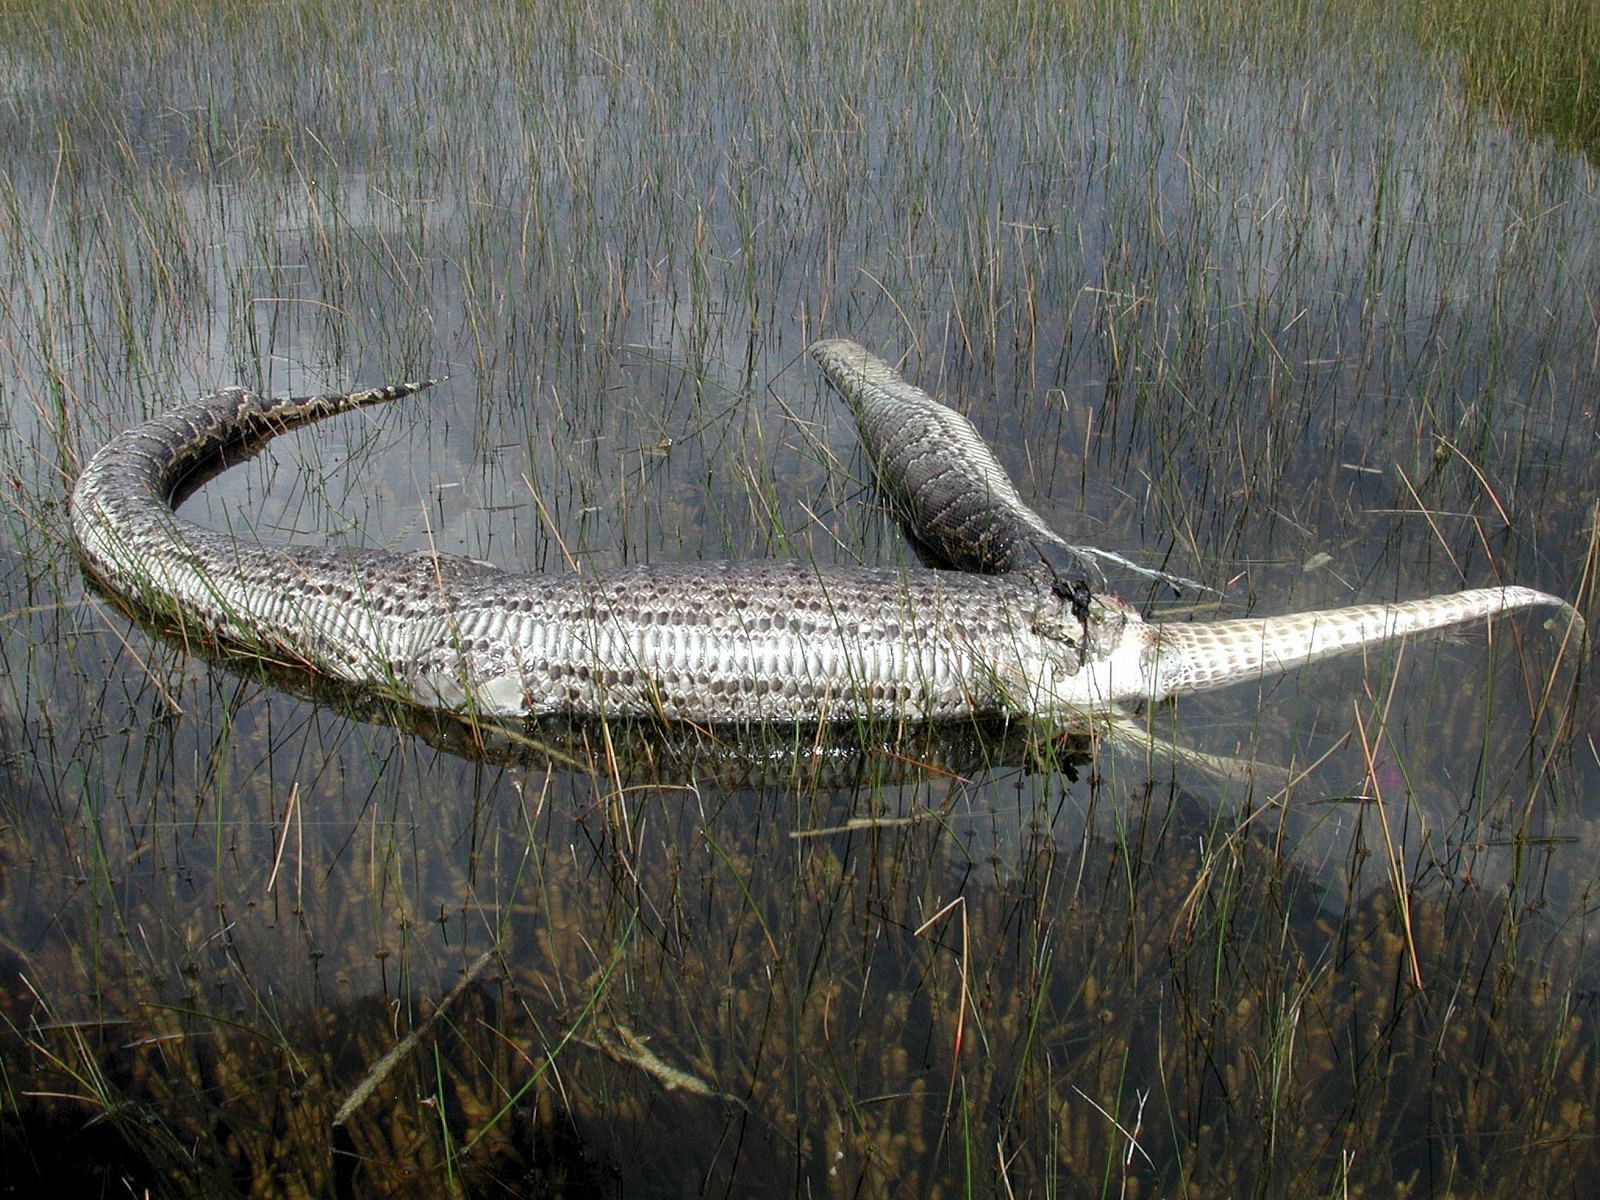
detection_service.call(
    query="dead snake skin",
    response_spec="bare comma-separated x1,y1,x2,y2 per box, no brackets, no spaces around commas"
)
68,347,1580,722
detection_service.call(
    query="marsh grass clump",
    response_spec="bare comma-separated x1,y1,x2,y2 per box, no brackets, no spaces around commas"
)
2,729,1596,1196
1416,0,1600,159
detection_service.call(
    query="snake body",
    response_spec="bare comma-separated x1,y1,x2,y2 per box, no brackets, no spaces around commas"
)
810,338,1106,599
68,344,1578,723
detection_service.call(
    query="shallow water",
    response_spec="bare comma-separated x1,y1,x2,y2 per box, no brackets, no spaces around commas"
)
1,1,1597,1195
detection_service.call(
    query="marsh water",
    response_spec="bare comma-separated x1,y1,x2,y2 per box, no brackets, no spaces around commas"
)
1,1,1598,1195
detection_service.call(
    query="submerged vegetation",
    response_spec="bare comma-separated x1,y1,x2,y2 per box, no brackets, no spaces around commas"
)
0,0,1596,1195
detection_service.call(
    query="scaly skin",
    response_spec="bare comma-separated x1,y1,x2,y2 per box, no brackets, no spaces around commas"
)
67,364,1581,723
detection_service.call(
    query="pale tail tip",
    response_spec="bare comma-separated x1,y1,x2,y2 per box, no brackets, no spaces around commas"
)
809,337,868,361
1547,601,1587,642
394,376,445,394
1512,587,1587,641
344,377,445,405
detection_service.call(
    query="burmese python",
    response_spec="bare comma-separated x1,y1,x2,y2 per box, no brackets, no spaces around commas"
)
68,341,1579,723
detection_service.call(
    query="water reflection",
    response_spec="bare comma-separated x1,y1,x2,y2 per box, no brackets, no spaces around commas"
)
3,636,1590,1195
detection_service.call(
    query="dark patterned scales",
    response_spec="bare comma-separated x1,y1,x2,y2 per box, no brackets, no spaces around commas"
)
68,354,1579,723
811,337,1105,626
